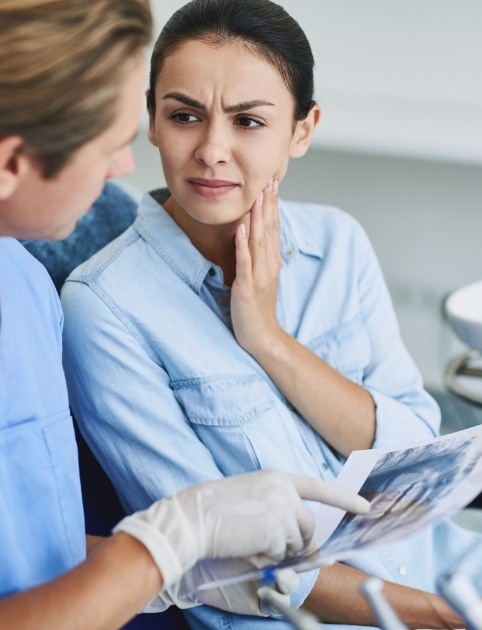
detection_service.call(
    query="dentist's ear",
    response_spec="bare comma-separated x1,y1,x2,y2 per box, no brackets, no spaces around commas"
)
0,136,25,200
146,90,158,147
289,104,321,159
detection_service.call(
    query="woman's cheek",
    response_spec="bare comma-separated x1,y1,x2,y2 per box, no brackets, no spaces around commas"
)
273,155,290,182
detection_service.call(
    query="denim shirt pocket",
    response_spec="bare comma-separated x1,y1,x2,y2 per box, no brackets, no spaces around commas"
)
306,314,371,384
172,375,318,477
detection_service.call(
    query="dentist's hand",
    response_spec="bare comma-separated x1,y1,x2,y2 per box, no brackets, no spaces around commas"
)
114,469,369,589
231,179,283,355
143,559,301,617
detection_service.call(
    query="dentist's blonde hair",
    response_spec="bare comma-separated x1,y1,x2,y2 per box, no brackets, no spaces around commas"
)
0,0,152,178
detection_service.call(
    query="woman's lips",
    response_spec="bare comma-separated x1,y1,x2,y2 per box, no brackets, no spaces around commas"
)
188,178,239,198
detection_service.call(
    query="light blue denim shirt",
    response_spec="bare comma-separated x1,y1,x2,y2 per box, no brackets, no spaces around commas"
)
0,239,85,598
62,190,482,629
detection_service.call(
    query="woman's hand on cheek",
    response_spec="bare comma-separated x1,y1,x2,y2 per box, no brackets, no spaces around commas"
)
231,179,283,356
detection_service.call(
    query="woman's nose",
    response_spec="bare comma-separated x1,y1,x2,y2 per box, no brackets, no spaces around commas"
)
194,124,230,167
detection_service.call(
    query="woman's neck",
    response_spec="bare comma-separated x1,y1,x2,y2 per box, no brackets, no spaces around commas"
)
163,195,244,286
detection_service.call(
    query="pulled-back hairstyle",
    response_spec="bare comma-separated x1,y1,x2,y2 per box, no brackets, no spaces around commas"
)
147,0,315,121
0,0,152,178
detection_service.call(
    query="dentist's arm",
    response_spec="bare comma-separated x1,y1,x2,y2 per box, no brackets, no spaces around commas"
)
0,533,162,630
0,470,368,630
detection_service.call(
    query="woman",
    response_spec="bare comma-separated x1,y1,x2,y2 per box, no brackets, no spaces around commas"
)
62,0,482,628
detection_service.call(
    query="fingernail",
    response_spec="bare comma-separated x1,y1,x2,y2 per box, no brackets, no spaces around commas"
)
239,223,246,238
257,192,263,206
273,179,279,193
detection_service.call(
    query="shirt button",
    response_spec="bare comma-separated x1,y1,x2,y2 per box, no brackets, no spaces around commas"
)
398,566,408,577
285,248,295,259
321,462,328,471
208,268,216,276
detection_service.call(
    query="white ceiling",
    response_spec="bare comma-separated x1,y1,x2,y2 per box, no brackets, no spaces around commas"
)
148,0,482,164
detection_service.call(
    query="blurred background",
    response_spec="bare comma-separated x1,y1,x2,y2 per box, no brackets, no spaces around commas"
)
117,0,482,416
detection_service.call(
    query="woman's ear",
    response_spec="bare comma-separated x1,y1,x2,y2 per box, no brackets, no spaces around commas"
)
148,117,157,147
0,136,25,200
146,90,158,147
289,104,321,159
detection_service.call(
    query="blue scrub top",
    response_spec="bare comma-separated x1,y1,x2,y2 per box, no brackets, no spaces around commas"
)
0,238,85,597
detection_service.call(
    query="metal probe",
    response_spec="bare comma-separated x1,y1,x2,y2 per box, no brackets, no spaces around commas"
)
361,577,408,630
438,570,482,630
257,586,321,630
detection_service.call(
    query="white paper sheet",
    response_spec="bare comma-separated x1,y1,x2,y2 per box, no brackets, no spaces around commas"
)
195,424,482,592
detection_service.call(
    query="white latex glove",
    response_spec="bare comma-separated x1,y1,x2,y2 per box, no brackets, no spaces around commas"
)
114,469,369,588
142,558,300,617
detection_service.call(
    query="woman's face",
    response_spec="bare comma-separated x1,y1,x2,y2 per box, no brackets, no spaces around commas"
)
149,39,318,227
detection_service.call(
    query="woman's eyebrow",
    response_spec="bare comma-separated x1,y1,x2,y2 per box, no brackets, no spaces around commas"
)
225,99,275,113
161,91,275,113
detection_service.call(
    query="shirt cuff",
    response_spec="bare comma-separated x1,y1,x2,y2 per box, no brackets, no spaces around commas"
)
289,568,319,609
367,387,440,450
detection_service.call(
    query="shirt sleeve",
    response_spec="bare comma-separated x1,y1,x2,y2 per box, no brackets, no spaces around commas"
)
62,279,224,514
354,222,441,449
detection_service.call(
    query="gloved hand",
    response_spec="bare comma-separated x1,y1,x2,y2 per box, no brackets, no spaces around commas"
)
114,469,369,589
142,558,301,617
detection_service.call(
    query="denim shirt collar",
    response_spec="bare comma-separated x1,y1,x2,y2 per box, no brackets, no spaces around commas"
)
133,188,324,292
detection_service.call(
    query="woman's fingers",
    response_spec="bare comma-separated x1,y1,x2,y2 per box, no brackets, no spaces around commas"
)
263,179,281,268
234,222,252,285
263,179,279,230
231,180,282,351
248,179,280,276
248,191,266,269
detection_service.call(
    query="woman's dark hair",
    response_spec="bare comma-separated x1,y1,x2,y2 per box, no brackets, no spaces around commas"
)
147,0,315,121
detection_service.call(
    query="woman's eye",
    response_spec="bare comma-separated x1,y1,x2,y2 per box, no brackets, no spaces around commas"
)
236,116,264,129
170,112,199,124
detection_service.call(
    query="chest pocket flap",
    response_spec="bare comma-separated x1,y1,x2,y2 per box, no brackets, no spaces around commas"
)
171,375,318,477
172,375,271,427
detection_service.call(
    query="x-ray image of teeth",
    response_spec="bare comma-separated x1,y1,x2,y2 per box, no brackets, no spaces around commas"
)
312,427,482,560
